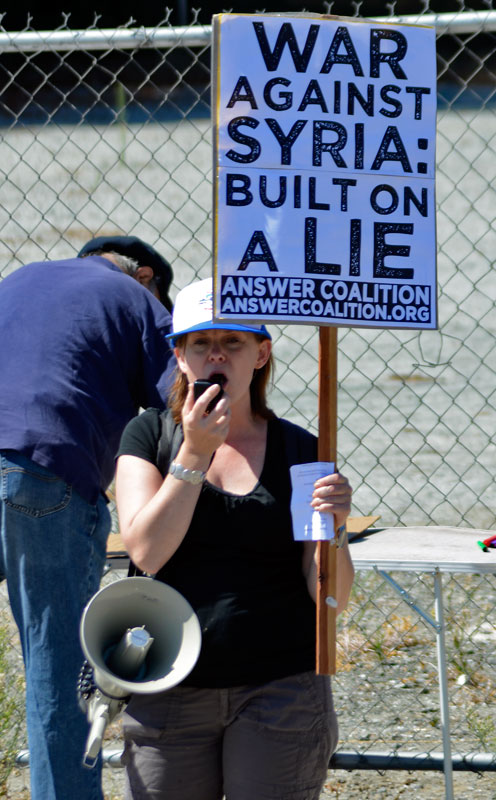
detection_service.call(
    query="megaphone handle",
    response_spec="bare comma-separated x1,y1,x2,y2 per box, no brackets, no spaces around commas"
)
83,704,110,769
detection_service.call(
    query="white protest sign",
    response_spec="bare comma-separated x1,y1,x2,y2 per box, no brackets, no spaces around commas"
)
212,13,437,329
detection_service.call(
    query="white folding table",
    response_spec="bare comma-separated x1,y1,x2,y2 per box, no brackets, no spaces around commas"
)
348,525,496,800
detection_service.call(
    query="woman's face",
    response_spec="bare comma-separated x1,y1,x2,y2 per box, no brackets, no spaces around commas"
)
175,329,271,405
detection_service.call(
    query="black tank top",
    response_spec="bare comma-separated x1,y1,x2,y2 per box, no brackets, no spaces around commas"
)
118,411,317,687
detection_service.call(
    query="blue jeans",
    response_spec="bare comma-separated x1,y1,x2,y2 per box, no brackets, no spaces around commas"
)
0,451,111,800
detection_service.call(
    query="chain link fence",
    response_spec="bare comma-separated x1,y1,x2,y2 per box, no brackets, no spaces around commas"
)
0,4,495,798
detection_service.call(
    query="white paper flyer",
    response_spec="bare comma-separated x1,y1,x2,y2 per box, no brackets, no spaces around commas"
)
289,461,336,541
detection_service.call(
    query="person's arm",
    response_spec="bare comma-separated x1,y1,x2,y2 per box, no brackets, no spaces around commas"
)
116,382,230,575
137,303,175,411
301,471,355,614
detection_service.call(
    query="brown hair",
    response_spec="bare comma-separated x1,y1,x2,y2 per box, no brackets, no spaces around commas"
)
168,333,275,424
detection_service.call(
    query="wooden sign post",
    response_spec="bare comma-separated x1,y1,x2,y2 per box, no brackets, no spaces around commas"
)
316,325,338,675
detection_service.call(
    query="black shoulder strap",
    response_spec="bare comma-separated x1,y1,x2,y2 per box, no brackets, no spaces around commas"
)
127,409,184,578
156,409,184,477
279,417,318,467
158,413,315,472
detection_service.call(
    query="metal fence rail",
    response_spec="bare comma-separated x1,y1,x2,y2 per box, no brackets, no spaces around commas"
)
0,5,495,798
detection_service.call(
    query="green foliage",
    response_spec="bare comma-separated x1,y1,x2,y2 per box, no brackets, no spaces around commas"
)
466,708,496,751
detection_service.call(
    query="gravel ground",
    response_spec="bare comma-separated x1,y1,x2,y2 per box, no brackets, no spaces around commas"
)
6,761,496,799
321,768,496,799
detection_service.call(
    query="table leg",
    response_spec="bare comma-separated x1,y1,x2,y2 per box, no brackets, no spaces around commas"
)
433,568,454,800
376,567,455,798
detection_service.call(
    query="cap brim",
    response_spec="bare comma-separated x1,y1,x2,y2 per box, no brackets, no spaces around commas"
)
166,321,271,345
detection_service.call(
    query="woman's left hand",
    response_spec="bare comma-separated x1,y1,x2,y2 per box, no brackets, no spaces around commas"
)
311,472,352,529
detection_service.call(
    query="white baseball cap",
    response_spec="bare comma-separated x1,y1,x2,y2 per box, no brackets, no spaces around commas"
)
167,278,271,345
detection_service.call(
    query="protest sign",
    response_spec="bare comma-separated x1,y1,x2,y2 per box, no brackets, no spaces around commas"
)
212,12,437,674
212,13,437,330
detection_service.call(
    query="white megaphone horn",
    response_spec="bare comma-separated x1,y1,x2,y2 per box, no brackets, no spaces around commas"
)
79,576,201,768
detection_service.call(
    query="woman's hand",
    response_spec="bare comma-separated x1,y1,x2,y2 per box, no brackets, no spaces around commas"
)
180,381,231,460
310,472,352,530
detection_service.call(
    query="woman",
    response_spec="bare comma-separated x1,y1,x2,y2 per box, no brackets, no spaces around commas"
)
115,277,354,800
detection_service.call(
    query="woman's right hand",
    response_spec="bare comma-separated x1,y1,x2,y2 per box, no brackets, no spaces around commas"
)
181,381,231,459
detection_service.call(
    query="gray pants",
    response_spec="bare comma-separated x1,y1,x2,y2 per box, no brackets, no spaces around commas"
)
122,671,338,800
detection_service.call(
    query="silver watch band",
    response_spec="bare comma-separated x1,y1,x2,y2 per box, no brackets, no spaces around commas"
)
169,461,206,485
336,524,347,548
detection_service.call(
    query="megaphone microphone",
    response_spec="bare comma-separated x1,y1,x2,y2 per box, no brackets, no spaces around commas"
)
79,577,201,768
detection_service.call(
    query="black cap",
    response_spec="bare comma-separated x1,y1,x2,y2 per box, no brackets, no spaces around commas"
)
78,235,173,311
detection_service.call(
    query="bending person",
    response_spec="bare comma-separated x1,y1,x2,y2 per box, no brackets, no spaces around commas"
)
0,236,175,800
115,277,354,800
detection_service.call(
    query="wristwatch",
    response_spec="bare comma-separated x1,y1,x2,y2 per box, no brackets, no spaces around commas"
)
336,524,347,548
169,461,206,486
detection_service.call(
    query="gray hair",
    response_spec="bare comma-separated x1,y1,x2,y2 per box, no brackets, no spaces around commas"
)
80,249,140,277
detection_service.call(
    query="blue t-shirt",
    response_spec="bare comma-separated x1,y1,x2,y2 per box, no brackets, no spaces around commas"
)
0,255,175,503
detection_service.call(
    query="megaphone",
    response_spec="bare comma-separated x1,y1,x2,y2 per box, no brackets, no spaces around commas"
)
79,576,201,767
